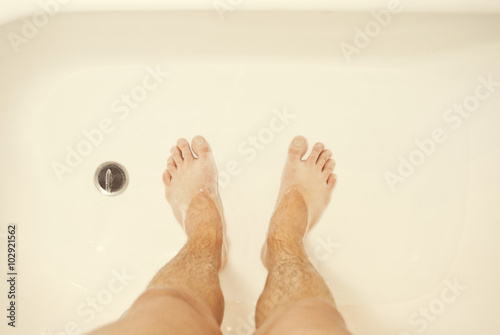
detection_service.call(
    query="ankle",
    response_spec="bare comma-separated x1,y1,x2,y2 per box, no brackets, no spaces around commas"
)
269,190,309,238
265,232,306,268
267,225,302,244
185,229,223,267
187,222,223,247
184,192,223,239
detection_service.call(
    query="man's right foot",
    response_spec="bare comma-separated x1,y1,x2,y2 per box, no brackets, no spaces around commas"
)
262,136,337,267
162,136,227,270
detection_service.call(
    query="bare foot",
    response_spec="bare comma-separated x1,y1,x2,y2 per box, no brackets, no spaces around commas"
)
278,135,336,232
262,136,337,267
162,136,227,269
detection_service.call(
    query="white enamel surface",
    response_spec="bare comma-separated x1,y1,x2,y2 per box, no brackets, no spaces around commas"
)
1,10,500,335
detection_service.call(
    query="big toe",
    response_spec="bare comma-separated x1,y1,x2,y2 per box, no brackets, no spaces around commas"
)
191,135,212,159
287,135,308,162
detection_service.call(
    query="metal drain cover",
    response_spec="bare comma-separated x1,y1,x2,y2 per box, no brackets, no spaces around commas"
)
94,162,129,196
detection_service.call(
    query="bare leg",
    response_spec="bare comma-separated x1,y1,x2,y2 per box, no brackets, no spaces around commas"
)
87,136,226,335
255,136,352,335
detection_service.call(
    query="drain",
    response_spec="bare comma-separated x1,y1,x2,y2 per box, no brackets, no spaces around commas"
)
94,162,129,196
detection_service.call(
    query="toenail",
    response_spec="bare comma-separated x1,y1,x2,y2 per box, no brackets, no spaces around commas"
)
195,136,205,144
293,137,305,146
315,143,324,149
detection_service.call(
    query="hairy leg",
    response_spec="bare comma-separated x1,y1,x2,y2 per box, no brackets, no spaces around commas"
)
146,191,225,323
87,136,226,335
255,136,352,335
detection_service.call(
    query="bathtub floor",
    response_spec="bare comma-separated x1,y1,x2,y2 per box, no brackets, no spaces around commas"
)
1,11,500,335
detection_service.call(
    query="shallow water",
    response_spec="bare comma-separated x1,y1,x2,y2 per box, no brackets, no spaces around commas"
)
0,11,499,335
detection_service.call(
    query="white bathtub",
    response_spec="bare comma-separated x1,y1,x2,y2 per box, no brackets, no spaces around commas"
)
1,2,500,335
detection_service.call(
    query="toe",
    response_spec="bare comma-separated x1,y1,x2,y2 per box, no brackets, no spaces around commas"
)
170,146,183,166
177,138,194,161
317,149,332,169
287,136,308,162
327,173,337,188
162,170,172,185
322,159,335,175
191,135,212,159
167,156,177,175
307,142,324,165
